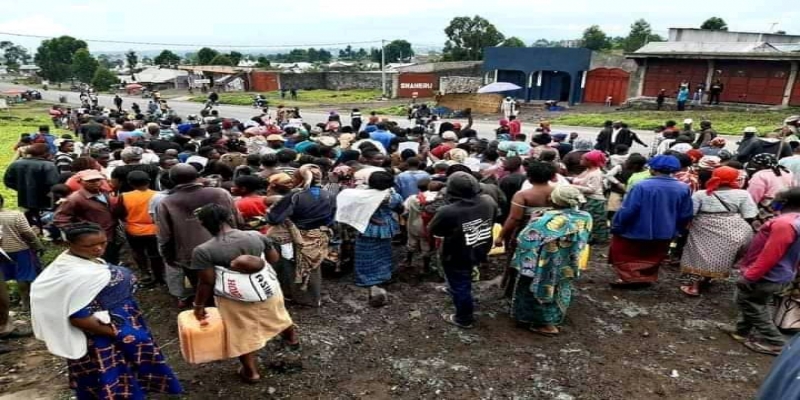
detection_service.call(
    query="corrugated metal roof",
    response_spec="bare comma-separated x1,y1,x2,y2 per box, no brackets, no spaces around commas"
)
634,41,779,55
396,61,482,73
773,43,800,52
135,67,188,83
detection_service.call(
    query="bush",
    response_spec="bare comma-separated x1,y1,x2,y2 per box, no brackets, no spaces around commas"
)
91,67,119,91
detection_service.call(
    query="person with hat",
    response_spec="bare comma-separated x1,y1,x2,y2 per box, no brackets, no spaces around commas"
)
609,155,694,287
431,131,459,160
678,119,695,143
54,169,121,264
508,185,592,337
110,147,161,194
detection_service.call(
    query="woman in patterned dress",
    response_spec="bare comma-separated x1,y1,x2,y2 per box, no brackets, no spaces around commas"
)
571,150,609,244
679,167,758,296
31,222,182,400
510,186,592,337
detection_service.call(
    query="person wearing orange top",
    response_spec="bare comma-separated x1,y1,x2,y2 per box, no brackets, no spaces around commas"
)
232,175,269,233
114,171,164,287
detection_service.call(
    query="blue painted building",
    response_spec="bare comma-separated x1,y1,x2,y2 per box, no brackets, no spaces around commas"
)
482,47,593,105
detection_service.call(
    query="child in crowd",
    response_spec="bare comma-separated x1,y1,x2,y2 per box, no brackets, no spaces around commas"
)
403,178,436,274
0,193,44,312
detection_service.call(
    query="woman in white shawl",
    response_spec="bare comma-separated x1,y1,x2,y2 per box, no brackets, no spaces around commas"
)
30,222,182,399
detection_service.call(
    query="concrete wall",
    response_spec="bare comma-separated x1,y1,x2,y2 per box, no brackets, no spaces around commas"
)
279,72,393,91
440,76,483,94
590,52,638,73
669,28,800,44
437,93,503,114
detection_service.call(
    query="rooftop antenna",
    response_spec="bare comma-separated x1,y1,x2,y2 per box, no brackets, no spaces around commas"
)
768,22,779,33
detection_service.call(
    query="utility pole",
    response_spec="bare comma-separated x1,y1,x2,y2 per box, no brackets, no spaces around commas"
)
381,39,387,98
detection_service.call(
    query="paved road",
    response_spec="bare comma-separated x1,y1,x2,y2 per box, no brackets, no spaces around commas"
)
1,82,739,155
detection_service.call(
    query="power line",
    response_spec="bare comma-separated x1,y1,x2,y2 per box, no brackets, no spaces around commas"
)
0,31,383,49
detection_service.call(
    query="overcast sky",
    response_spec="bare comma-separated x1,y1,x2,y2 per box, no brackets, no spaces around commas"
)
0,1,797,53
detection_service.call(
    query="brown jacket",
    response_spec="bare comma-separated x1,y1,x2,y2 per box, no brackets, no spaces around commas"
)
156,183,239,267
53,189,117,239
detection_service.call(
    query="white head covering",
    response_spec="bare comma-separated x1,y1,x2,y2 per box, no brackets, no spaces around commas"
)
31,252,111,359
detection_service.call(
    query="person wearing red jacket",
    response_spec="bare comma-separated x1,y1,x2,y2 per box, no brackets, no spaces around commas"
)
728,188,800,355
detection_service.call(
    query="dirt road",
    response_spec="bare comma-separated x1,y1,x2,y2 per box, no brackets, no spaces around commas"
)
0,248,773,399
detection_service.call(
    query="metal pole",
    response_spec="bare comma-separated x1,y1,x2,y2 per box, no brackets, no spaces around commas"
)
381,39,387,98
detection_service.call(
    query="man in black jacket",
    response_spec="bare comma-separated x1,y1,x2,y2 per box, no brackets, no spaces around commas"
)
709,79,724,105
430,172,498,329
594,120,614,152
3,143,60,229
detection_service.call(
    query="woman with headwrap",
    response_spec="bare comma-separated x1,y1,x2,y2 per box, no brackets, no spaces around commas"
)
748,153,795,226
571,150,609,244
266,164,336,307
678,167,758,296
610,155,694,287
700,137,726,156
672,153,699,193
509,185,592,336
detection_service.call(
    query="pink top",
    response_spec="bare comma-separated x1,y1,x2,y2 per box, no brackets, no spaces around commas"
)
747,169,795,205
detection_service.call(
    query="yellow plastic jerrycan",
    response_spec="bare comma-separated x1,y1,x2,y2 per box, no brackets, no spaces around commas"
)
177,307,227,364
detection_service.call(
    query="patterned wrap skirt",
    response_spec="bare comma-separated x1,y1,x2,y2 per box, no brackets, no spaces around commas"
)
67,300,182,400
354,236,393,287
582,198,609,244
680,213,753,279
511,274,572,327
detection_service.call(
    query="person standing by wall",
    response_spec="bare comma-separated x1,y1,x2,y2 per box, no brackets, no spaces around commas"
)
676,85,690,111
709,79,724,105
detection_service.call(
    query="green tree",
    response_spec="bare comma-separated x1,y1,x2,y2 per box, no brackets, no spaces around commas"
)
154,50,181,67
256,56,270,68
501,36,526,47
775,30,787,35
442,15,505,61
34,36,88,82
228,51,243,66
197,47,219,65
0,41,30,72
125,50,138,75
208,54,233,66
381,40,414,62
531,38,551,47
141,56,153,66
581,25,611,51
700,17,728,31
91,67,119,91
72,48,98,83
622,19,663,52
96,54,115,70
355,48,368,60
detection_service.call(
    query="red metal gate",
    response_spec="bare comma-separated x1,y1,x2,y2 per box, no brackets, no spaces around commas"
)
250,71,280,92
583,68,630,105
715,61,790,105
643,60,708,97
790,76,800,106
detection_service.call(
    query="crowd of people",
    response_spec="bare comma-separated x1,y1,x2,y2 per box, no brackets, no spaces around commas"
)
2,94,800,397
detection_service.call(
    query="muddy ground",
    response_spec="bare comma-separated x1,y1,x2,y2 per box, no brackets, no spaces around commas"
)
0,246,775,399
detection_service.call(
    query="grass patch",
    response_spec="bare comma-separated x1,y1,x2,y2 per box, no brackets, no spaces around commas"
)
552,110,793,136
0,102,69,207
371,105,407,116
190,89,382,107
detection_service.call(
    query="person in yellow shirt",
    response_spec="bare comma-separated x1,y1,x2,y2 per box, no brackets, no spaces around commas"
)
114,171,163,287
